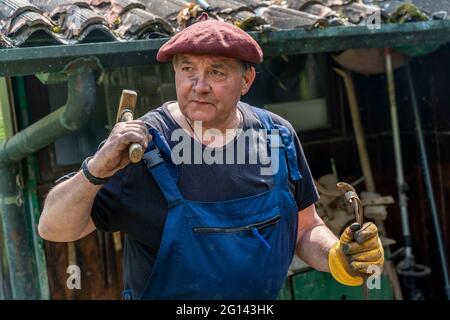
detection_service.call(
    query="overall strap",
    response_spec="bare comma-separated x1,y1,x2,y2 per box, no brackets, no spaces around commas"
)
251,107,302,183
143,128,184,207
275,124,302,181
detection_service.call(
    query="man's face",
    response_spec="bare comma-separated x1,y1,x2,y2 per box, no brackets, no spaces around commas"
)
173,54,255,127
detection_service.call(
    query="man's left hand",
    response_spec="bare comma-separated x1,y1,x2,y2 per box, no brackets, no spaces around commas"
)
346,222,384,272
328,222,384,286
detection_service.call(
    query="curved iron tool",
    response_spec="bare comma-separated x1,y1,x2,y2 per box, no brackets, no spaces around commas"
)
337,182,368,299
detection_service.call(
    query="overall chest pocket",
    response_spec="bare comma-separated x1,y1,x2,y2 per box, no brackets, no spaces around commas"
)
193,215,280,234
193,215,281,251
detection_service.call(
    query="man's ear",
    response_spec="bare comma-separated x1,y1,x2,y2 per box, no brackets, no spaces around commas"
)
172,55,178,72
241,66,256,96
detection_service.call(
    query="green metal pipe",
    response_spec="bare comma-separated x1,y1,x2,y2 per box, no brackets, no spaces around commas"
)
0,206,13,299
0,63,96,164
13,76,51,300
0,163,38,299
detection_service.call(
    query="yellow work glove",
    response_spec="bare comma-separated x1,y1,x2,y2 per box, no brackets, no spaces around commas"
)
328,222,384,286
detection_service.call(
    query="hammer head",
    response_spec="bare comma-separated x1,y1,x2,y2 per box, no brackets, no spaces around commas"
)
116,90,138,123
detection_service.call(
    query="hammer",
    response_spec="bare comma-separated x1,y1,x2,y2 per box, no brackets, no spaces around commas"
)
116,90,144,164
337,182,369,300
110,90,144,252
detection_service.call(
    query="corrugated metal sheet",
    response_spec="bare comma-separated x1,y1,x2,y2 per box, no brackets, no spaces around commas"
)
0,0,448,48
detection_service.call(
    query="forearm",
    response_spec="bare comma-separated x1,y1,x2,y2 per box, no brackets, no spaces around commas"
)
296,223,338,272
39,170,101,242
39,119,149,242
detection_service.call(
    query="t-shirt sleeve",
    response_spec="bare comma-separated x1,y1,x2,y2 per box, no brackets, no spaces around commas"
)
90,170,124,233
291,129,320,211
88,139,124,232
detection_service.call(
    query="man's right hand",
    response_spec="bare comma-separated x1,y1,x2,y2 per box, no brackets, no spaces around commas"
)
88,120,151,178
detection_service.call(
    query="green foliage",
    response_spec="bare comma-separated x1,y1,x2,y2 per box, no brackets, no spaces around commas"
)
389,3,429,24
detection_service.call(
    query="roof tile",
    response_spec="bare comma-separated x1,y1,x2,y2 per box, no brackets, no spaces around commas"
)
0,0,448,48
262,5,328,29
115,7,174,38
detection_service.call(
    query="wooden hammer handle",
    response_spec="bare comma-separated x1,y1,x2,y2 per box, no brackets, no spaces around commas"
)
117,90,144,164
120,109,144,163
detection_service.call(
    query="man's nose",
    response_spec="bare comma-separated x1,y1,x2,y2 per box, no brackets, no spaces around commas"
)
192,74,211,94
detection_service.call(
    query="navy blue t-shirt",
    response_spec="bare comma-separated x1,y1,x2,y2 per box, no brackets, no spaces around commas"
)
59,101,319,298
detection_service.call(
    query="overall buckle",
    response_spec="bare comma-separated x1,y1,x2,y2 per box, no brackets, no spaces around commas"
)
143,147,164,169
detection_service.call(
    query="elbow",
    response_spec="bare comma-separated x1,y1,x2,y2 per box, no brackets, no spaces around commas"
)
38,208,61,242
38,210,88,242
38,221,71,242
39,196,55,241
38,217,54,241
38,196,65,241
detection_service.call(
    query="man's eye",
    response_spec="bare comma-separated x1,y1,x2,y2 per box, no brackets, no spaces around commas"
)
182,67,193,72
211,70,224,76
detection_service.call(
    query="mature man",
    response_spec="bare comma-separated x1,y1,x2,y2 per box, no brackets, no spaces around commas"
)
39,19,384,299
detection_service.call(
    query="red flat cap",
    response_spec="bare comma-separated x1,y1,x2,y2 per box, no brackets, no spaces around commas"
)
157,20,263,64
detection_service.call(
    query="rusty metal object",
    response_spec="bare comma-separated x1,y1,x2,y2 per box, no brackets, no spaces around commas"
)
337,181,368,299
315,175,395,236
315,175,354,235
337,182,363,226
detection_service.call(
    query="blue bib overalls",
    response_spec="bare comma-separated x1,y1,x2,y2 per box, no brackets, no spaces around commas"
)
131,107,301,299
